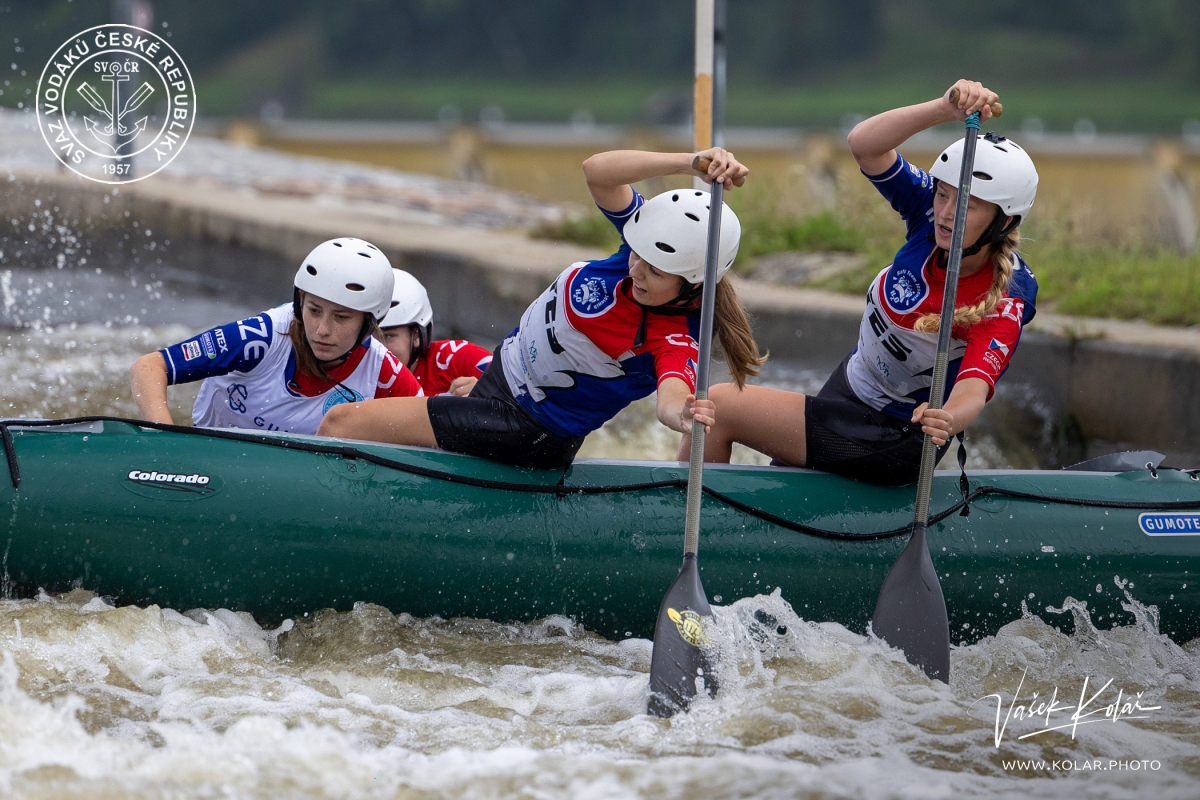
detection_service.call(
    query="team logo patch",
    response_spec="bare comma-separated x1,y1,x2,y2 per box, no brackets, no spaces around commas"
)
883,266,928,314
323,387,365,414
35,23,196,184
570,274,615,316
988,338,1011,357
181,340,202,361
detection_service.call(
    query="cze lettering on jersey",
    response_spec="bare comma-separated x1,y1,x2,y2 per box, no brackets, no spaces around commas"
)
237,316,268,340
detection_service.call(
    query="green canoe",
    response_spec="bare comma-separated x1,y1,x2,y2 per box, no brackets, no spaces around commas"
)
3,417,1198,643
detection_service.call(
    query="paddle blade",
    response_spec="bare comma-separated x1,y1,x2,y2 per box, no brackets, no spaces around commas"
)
871,522,950,682
647,553,719,717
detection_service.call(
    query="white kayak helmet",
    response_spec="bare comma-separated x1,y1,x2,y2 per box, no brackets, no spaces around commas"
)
929,131,1038,222
381,269,434,329
622,189,741,285
293,237,395,321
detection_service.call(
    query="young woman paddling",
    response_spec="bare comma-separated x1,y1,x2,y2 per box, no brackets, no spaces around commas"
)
131,237,423,434
680,80,1039,485
318,148,765,469
378,268,493,397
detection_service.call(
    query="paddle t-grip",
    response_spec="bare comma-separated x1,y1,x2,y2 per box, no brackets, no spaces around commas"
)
948,87,1002,118
692,154,746,186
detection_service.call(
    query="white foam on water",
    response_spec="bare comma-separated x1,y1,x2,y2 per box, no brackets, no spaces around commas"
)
1,588,1197,800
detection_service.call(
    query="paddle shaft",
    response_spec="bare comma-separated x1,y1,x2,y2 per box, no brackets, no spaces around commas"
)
682,180,724,556
912,112,982,524
646,0,725,717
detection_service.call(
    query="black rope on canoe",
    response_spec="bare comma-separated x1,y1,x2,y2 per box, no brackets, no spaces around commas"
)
3,416,1199,542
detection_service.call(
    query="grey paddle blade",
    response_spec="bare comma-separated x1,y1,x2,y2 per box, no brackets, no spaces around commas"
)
871,522,950,682
648,553,719,717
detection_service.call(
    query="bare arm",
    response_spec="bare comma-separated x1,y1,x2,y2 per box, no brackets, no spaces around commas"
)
656,376,716,435
581,147,749,212
130,351,176,425
846,79,1001,176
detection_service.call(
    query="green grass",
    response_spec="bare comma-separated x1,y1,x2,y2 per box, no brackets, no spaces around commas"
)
1032,242,1200,326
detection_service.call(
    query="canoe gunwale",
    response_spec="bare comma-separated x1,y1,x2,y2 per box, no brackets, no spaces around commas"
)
4,416,1199,545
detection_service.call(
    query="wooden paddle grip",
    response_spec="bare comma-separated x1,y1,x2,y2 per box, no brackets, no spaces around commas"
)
948,87,1003,118
692,155,747,186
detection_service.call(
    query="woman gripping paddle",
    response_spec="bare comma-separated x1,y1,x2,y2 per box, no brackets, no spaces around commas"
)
682,80,1039,485
130,237,423,434
318,148,764,469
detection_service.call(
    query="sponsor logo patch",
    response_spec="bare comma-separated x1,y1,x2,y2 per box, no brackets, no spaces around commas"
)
181,340,202,361
1139,512,1200,536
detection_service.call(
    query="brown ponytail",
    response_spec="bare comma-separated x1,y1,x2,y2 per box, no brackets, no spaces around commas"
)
713,278,767,388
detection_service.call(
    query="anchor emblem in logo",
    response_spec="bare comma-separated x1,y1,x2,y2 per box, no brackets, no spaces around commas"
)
77,61,154,153
35,24,196,184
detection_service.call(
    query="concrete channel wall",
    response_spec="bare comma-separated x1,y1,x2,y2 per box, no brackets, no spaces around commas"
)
8,171,1199,466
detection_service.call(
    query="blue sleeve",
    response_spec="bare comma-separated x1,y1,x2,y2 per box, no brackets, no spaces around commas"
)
863,154,936,241
1009,254,1038,324
160,312,275,384
599,191,645,240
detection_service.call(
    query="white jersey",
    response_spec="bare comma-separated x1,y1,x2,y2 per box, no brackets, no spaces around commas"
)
187,305,397,434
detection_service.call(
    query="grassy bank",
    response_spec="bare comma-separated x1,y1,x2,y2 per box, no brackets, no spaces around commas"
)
534,187,1200,329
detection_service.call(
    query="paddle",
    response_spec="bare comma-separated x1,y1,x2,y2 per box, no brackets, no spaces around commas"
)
871,100,992,683
646,177,726,718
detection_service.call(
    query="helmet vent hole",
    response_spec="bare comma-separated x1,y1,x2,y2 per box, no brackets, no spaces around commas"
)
356,251,372,259
685,212,700,222
305,265,318,276
655,242,677,254
332,242,344,248
973,170,994,182
670,193,680,202
345,283,366,293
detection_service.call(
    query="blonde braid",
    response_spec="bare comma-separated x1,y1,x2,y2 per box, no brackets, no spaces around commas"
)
914,229,1020,333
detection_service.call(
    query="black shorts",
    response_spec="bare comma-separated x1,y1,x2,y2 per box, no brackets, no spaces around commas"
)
802,355,947,486
426,348,584,470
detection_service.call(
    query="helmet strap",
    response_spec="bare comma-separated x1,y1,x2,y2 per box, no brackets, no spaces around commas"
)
962,211,1018,257
672,281,703,305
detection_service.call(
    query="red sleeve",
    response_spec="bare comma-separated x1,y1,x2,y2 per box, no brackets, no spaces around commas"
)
645,318,698,392
956,296,1027,399
375,352,425,398
446,341,493,379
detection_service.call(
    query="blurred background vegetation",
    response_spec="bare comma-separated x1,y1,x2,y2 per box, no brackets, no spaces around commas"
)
5,0,1200,133
4,1,1199,326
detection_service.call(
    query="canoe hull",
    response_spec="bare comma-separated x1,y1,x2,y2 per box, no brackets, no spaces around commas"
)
3,418,1198,643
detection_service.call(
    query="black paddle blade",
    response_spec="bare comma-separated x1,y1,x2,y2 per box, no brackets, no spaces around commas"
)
871,522,950,682
647,553,719,717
